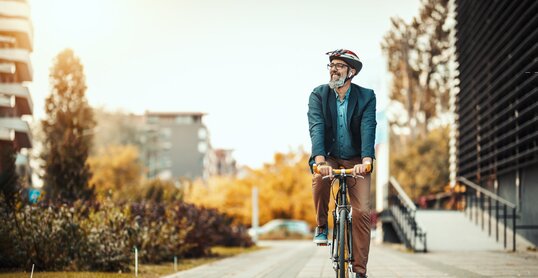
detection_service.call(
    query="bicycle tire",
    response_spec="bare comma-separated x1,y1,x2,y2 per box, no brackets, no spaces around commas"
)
338,208,346,278
346,212,353,277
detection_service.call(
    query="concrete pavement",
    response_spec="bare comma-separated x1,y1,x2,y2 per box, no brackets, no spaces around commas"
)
163,240,538,277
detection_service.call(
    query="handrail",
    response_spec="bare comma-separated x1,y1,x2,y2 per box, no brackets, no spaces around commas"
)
457,177,516,208
389,176,417,211
387,176,427,252
456,176,523,251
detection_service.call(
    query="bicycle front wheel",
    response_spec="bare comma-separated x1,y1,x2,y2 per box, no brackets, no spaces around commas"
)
338,208,347,278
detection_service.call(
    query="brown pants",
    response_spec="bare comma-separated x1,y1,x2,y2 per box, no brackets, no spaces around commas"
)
312,156,371,274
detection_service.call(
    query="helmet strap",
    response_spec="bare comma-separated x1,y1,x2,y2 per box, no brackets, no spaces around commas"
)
342,68,354,84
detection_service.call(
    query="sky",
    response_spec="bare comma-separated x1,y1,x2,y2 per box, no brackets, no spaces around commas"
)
27,0,420,168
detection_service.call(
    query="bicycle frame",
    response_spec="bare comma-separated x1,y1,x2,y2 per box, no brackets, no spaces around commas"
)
329,173,354,277
312,164,366,278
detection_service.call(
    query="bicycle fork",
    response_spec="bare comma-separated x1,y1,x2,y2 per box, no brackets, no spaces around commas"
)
331,207,354,267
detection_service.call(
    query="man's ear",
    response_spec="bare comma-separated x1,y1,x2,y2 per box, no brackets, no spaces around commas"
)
348,69,355,77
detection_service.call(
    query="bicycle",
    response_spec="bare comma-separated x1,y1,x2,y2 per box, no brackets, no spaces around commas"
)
313,164,368,278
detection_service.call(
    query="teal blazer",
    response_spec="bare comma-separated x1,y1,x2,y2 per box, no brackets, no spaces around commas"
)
307,83,376,168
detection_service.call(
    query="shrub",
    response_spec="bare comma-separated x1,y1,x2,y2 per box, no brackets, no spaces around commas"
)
78,202,132,271
129,201,190,263
0,199,252,271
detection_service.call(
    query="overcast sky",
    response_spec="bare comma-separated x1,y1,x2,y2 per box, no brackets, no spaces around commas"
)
27,0,420,168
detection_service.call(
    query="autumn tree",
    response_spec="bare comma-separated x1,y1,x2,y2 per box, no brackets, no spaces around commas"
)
382,0,453,199
42,49,96,202
88,145,143,201
186,150,315,227
91,108,142,156
390,127,449,200
382,0,451,139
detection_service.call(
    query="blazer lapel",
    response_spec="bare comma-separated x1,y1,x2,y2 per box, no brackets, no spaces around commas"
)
328,90,337,135
347,87,358,128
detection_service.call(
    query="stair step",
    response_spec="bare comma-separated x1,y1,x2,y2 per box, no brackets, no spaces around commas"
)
414,210,504,251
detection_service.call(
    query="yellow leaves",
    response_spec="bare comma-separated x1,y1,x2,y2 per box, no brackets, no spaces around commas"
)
390,127,449,200
88,145,142,201
186,149,316,227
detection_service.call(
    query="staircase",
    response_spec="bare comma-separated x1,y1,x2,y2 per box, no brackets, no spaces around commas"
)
414,210,503,251
381,176,537,252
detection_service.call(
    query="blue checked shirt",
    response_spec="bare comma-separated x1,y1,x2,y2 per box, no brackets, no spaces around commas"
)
332,87,360,159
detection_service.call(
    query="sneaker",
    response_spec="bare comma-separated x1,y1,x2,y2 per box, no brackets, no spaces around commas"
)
313,225,328,244
355,273,368,278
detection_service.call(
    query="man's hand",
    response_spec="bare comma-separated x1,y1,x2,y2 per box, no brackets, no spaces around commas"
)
314,156,333,179
318,164,334,179
352,163,372,176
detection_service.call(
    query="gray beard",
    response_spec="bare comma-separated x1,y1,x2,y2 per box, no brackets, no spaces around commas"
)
329,75,346,89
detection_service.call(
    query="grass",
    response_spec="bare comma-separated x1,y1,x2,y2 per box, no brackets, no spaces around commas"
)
0,245,265,278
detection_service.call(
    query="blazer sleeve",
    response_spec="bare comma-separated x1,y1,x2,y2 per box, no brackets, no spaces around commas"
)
361,90,377,159
308,90,326,159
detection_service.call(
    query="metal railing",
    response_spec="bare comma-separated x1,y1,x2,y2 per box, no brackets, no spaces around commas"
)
388,177,427,252
457,176,538,251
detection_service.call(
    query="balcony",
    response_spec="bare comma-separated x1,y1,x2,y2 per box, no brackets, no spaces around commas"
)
0,48,32,81
0,117,32,148
0,1,31,19
0,18,33,51
0,83,32,115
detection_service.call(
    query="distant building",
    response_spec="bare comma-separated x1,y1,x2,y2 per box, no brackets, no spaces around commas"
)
0,0,33,181
138,111,213,180
206,148,237,177
455,0,537,245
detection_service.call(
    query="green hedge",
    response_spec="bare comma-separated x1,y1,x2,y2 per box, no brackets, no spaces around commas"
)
0,200,252,272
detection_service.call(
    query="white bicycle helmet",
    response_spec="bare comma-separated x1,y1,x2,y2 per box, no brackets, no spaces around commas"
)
326,49,363,74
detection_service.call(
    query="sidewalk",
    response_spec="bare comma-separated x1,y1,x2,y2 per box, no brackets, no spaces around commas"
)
163,240,538,277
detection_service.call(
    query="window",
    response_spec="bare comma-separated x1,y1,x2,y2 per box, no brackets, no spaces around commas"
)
160,128,171,139
198,142,207,153
175,116,193,125
198,128,207,140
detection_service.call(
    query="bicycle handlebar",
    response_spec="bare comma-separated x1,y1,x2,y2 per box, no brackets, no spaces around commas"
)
312,163,371,176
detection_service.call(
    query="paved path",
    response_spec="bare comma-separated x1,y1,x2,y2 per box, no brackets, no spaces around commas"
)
163,240,538,278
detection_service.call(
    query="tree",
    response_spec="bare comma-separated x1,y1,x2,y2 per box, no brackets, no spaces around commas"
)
185,150,316,227
0,144,19,207
91,108,142,156
382,0,453,198
88,145,143,201
41,49,96,202
390,127,449,200
382,0,451,139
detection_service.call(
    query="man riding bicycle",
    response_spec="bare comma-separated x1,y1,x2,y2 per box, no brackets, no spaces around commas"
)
307,49,376,278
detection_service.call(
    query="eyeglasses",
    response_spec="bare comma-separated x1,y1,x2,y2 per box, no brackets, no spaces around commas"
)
327,63,349,70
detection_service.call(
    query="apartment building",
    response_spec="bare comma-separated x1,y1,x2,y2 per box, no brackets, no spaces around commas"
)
0,0,33,181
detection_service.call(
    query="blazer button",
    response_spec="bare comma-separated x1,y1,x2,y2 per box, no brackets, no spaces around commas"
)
332,138,335,142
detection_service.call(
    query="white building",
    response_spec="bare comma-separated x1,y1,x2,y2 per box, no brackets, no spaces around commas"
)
0,0,33,182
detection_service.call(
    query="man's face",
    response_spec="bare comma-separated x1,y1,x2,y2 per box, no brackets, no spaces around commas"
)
328,58,350,89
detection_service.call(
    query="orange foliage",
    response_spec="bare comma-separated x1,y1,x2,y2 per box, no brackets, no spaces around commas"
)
185,150,316,227
88,145,142,201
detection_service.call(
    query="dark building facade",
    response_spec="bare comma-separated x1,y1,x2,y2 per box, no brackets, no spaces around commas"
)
455,0,537,244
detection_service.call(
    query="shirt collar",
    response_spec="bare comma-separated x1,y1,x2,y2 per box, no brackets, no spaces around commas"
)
334,86,351,102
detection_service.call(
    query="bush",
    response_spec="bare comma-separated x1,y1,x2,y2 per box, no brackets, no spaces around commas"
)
0,201,131,272
130,201,252,259
0,199,252,272
78,202,132,271
129,201,190,263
